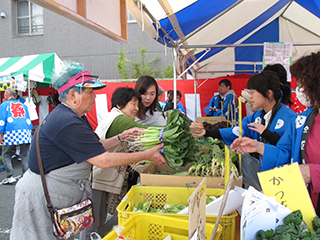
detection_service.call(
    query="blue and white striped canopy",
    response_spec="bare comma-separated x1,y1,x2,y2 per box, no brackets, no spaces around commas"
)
128,0,320,78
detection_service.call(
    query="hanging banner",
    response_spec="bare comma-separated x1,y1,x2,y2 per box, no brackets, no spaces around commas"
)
263,42,293,82
0,74,26,92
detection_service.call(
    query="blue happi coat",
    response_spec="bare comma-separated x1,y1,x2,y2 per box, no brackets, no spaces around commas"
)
204,90,237,121
0,98,33,145
220,103,296,147
262,108,314,171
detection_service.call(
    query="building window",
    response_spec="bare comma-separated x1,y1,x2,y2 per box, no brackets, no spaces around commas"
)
127,10,136,23
16,0,43,35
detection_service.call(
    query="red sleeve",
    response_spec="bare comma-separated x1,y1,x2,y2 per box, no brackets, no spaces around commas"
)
309,163,320,193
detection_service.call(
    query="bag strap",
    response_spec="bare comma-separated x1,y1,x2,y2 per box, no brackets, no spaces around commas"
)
35,123,60,230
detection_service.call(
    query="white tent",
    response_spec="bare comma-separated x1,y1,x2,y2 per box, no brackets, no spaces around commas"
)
127,0,320,119
0,52,62,84
0,52,62,98
127,0,320,79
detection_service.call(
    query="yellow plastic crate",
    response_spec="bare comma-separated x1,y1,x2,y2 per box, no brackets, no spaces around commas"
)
117,186,237,240
103,214,222,240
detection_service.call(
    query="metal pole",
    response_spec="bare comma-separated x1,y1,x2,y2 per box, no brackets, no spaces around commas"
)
172,47,177,110
194,72,197,121
28,77,31,99
178,48,210,79
180,42,320,49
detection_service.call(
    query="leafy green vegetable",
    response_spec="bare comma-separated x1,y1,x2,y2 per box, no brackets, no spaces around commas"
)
140,109,198,170
256,229,268,240
148,207,162,213
312,215,320,232
255,210,320,240
132,201,151,212
283,210,303,226
161,204,187,213
173,171,188,176
206,196,215,205
156,171,170,175
299,231,318,239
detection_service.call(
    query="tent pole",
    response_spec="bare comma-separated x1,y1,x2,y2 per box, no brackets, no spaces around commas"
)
172,46,177,110
194,71,198,121
178,48,210,79
180,42,320,49
28,77,31,100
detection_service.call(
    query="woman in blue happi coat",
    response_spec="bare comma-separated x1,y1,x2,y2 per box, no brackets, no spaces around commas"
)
192,70,296,147
191,70,296,189
231,51,320,215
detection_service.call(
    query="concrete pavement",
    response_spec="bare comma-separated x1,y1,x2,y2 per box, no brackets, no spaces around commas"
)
0,158,117,240
0,158,21,240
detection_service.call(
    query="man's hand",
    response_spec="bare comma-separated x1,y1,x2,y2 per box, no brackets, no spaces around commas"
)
145,144,166,165
0,133,3,144
119,127,144,141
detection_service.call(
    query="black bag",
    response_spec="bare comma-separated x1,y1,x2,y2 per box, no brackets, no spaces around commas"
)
241,153,262,191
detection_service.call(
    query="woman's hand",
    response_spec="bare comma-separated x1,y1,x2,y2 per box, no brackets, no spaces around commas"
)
190,122,206,138
119,127,144,141
247,123,266,134
145,144,166,165
231,137,264,155
299,164,311,184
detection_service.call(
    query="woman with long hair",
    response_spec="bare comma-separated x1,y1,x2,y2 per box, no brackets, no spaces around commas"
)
135,75,166,126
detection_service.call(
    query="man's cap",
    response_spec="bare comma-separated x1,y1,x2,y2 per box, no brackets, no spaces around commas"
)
57,70,106,94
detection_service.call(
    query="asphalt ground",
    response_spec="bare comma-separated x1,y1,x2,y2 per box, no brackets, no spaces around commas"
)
0,157,118,240
0,158,21,240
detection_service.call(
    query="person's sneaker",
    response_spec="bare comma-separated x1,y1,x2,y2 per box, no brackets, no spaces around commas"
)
1,176,16,184
1,178,10,184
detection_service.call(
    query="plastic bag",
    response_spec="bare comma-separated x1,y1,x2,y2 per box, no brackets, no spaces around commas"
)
241,153,262,191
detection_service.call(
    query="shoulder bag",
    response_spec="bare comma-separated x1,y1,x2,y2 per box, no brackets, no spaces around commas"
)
36,123,94,239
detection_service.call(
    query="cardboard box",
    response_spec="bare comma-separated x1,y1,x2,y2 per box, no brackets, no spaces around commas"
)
195,116,226,124
142,162,192,174
140,163,242,189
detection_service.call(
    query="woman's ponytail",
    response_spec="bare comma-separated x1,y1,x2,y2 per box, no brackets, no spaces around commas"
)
279,83,292,107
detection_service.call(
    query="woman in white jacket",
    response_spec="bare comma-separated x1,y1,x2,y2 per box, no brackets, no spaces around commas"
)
81,87,149,239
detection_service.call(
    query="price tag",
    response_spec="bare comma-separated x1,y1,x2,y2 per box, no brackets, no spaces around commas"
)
189,178,206,240
258,163,316,230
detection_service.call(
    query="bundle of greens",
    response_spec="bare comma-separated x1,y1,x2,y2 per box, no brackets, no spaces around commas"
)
130,109,198,170
188,139,239,178
197,137,222,149
256,210,320,240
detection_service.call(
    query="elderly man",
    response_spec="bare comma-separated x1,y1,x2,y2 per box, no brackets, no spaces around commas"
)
0,88,33,184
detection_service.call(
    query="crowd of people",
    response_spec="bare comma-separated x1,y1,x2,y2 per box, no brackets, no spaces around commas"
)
1,50,320,239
